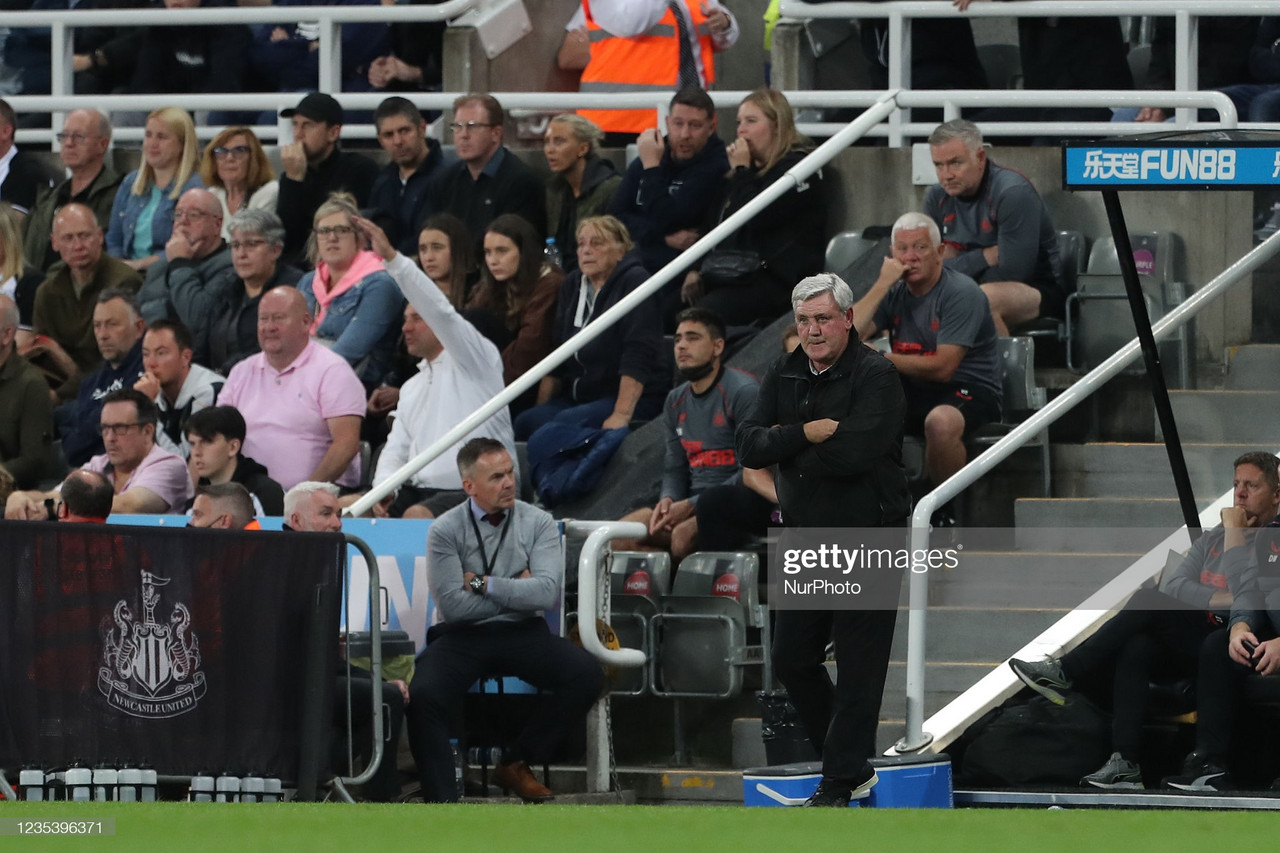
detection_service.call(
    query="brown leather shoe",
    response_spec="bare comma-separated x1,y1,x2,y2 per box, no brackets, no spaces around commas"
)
492,760,554,802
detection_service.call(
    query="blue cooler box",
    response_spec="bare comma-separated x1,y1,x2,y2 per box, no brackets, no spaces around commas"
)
743,754,952,808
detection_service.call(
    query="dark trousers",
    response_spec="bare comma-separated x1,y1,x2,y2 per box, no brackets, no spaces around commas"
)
1060,587,1217,759
1193,626,1273,759
405,618,604,802
772,606,899,781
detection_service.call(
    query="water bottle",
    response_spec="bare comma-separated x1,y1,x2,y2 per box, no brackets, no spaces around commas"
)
65,764,92,802
18,767,44,801
117,766,141,803
449,739,465,799
140,766,157,802
215,772,240,803
240,775,264,803
93,765,117,802
466,746,502,767
262,778,282,803
544,237,563,269
189,772,214,802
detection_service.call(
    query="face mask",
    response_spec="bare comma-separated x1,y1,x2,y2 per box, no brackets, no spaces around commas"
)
678,360,715,383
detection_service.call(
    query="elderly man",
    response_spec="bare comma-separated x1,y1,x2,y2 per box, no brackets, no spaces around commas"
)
353,216,513,519
28,203,142,400
219,287,365,492
406,437,603,803
205,208,303,374
0,294,54,490
23,109,122,273
738,273,910,807
59,287,147,467
7,388,193,518
925,119,1065,335
134,319,224,458
852,212,1002,514
137,187,234,354
431,94,546,242
276,92,379,264
0,98,56,215
368,97,448,258
188,482,257,530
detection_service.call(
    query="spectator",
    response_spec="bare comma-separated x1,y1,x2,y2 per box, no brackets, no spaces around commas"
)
416,212,474,310
467,213,563,413
0,98,56,214
248,0,388,103
105,106,203,272
851,213,1001,521
137,188,233,358
560,0,738,138
368,97,448,259
298,193,405,387
204,208,303,374
127,0,251,97
0,293,53,490
544,114,620,276
133,319,224,458
188,481,257,530
1010,451,1280,791
22,109,122,273
406,437,603,802
218,287,365,491
924,119,1065,334
365,0,445,93
514,215,663,439
185,404,284,516
199,126,279,238
851,0,987,95
54,468,115,523
617,307,768,560
0,203,43,335
352,215,514,519
276,92,379,265
683,88,827,326
4,0,148,98
283,479,343,532
609,88,728,312
431,93,546,245
1218,18,1280,122
27,204,141,399
6,387,193,517
58,286,147,467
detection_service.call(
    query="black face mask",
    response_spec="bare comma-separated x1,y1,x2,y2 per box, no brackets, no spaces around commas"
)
677,360,715,383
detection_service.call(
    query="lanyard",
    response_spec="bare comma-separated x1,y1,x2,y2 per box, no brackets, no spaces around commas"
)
468,507,513,577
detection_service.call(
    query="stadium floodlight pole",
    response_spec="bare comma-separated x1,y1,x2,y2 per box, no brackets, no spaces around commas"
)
345,91,901,519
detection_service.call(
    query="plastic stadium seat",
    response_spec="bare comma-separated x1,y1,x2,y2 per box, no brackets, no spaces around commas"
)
605,551,672,696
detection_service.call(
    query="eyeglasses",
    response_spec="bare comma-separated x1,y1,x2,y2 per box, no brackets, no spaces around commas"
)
315,225,356,238
99,422,142,437
174,210,214,221
449,121,495,134
213,145,252,160
56,132,95,145
230,238,268,252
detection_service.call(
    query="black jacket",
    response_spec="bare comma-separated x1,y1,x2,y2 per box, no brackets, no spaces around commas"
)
737,341,910,528
204,264,305,374
367,138,449,258
430,147,547,247
277,145,380,265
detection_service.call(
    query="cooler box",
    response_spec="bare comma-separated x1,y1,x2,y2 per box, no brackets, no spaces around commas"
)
743,754,952,808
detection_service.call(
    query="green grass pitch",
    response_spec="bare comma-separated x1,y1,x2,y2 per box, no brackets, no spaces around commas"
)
1,802,1278,852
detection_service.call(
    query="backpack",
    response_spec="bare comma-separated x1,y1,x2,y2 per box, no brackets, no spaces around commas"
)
955,694,1111,786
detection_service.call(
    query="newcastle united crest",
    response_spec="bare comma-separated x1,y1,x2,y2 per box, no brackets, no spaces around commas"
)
98,570,206,718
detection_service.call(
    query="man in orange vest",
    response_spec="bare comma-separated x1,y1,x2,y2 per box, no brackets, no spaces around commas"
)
558,0,738,137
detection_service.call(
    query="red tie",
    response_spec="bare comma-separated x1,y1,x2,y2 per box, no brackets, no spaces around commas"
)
483,512,505,527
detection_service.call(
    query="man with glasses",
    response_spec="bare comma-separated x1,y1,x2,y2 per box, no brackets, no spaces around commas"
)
7,388,192,518
431,93,546,243
369,97,449,258
276,92,378,266
22,109,122,273
137,188,234,358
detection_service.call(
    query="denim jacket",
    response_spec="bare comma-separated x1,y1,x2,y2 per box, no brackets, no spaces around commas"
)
105,171,205,261
298,268,405,386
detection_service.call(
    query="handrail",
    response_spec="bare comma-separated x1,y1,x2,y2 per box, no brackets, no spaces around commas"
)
345,90,901,518
337,533,383,790
895,228,1280,753
565,521,648,667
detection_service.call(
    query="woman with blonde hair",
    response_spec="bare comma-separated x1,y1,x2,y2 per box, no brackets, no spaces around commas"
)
683,87,827,325
543,113,620,274
105,106,203,271
199,126,278,238
297,193,404,387
0,203,42,340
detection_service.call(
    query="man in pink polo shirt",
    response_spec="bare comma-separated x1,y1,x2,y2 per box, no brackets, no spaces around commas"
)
5,388,193,518
218,287,365,491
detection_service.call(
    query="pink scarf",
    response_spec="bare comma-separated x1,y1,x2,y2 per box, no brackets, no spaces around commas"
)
310,249,387,334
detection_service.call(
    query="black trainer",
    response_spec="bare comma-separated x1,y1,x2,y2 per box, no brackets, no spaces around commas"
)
1163,751,1232,792
803,767,878,807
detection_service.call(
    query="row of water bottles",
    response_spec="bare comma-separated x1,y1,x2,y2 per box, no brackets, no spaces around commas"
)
187,772,282,803
19,764,157,801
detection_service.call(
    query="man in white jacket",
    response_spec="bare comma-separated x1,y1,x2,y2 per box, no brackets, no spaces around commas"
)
352,216,515,519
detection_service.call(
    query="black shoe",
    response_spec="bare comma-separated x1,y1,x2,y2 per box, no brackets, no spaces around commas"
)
1008,656,1072,706
803,768,878,807
1163,751,1231,792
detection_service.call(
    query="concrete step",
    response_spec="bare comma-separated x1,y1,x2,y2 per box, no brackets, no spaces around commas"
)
927,552,1142,608
1013,498,1196,550
887,606,1066,663
1160,390,1280,444
883,661,994,717
1054,442,1249,499
1224,344,1280,391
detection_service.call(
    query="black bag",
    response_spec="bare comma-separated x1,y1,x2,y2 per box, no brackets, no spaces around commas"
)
700,248,763,288
955,694,1111,786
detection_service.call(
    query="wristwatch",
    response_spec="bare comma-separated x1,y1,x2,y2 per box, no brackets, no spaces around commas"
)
468,576,485,595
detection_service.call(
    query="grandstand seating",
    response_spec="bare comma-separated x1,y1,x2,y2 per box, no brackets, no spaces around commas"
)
605,551,673,696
